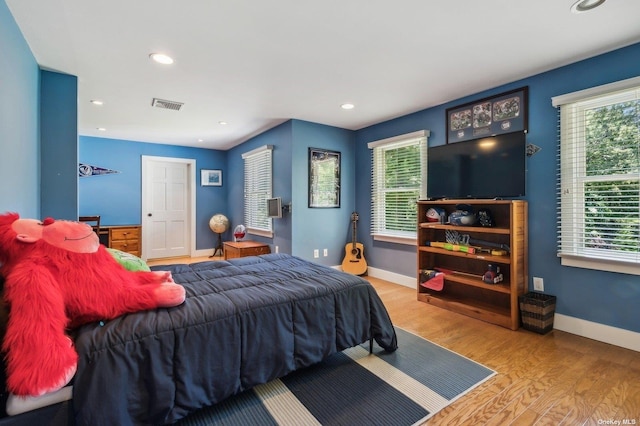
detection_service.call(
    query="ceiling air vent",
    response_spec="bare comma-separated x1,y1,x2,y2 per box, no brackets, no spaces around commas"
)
151,98,184,111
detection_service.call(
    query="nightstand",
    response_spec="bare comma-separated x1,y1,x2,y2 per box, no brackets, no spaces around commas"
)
223,241,270,260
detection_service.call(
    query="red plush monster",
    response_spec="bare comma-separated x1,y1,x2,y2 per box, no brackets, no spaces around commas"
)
0,212,185,397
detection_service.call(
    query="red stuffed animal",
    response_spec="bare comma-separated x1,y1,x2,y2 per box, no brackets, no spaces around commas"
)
0,212,185,397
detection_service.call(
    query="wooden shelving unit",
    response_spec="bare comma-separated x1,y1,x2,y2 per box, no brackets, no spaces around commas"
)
417,199,528,330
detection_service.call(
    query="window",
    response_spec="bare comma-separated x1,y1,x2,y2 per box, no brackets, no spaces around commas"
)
242,145,273,237
368,130,429,244
553,76,640,274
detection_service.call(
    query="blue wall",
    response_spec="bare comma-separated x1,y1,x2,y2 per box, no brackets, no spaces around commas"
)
225,119,356,266
2,0,638,334
0,0,39,217
291,120,356,265
80,120,356,265
40,70,78,220
79,136,227,250
355,42,640,333
227,121,294,256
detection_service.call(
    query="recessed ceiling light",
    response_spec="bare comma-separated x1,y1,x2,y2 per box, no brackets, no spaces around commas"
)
218,121,228,125
97,127,106,131
149,53,174,65
90,100,104,105
198,139,204,142
571,0,606,13
341,103,355,110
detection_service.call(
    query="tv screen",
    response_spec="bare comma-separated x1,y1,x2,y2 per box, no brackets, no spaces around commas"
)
427,132,526,199
267,197,282,218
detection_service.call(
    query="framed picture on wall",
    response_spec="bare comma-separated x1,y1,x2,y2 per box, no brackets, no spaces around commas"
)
201,169,222,186
308,148,340,208
446,86,528,144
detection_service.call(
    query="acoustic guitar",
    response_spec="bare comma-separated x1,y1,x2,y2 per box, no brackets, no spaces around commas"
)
341,212,368,275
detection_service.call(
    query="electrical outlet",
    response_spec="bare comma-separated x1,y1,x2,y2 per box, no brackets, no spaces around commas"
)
533,277,544,292
323,248,328,257
275,245,279,253
313,249,319,258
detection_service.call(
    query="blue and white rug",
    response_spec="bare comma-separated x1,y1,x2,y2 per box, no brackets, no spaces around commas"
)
179,327,496,425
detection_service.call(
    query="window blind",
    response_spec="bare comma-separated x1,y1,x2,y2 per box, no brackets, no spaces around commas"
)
554,79,640,273
368,130,429,243
242,145,273,237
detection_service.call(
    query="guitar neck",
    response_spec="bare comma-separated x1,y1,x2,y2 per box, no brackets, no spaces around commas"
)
352,220,357,247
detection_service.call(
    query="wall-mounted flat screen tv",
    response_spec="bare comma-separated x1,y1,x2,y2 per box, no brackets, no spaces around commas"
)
427,131,526,199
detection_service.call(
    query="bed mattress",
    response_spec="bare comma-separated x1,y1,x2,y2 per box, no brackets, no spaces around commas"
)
59,254,398,425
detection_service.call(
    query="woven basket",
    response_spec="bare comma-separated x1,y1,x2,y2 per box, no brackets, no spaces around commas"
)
519,292,556,334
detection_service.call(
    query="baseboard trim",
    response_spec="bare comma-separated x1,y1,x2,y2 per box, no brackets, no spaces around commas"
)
366,267,415,289
553,313,639,352
194,248,215,258
365,267,638,352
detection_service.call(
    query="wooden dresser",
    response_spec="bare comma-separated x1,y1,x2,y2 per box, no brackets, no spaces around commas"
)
223,241,270,260
107,225,142,257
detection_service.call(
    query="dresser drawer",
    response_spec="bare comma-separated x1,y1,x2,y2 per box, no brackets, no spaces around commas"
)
110,240,140,253
110,227,140,241
247,246,270,256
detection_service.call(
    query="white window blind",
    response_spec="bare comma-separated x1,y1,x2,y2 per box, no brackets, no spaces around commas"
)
242,145,273,237
553,77,640,274
368,130,429,244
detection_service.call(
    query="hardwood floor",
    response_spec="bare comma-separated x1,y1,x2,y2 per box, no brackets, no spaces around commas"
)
368,276,640,425
148,256,640,425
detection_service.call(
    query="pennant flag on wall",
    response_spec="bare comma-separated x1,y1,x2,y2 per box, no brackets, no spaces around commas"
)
78,163,120,177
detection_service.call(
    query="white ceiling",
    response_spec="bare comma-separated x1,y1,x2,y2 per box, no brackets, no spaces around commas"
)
7,0,640,150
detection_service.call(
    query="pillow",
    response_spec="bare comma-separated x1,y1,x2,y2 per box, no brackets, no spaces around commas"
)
106,248,150,272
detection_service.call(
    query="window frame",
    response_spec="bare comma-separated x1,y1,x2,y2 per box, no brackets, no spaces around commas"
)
553,76,640,275
242,145,274,238
368,130,429,245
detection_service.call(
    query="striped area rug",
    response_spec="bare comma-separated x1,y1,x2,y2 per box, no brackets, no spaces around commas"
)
178,327,496,426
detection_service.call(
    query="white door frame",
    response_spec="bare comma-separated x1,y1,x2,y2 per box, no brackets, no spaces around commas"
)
141,155,197,260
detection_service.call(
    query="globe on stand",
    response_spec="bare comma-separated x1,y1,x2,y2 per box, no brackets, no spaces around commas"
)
209,214,229,257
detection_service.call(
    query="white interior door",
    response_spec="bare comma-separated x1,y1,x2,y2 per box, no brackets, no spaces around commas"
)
141,156,195,260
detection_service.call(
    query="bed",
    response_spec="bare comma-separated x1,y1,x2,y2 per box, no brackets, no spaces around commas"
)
0,253,397,425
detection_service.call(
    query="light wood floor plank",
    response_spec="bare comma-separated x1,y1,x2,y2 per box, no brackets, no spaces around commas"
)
587,365,633,423
615,378,640,424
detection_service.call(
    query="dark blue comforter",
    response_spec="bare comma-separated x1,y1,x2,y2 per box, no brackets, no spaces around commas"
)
71,254,397,425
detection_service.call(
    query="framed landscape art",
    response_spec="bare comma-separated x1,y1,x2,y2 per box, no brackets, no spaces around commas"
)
201,169,222,186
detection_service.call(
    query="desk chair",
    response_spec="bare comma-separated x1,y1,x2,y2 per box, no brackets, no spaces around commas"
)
79,215,101,236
